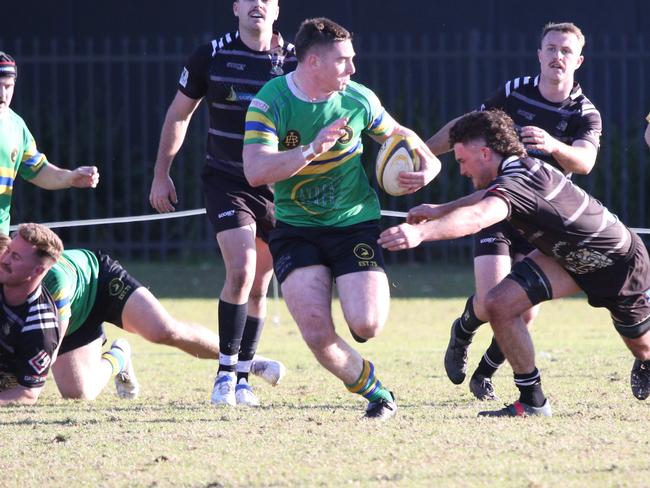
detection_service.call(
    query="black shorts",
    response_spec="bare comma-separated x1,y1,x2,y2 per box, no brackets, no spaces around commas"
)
269,220,386,284
474,220,535,258
58,252,143,355
201,166,275,243
570,232,650,336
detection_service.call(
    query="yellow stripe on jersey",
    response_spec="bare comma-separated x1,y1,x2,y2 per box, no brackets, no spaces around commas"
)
297,147,361,175
247,111,276,129
0,167,17,178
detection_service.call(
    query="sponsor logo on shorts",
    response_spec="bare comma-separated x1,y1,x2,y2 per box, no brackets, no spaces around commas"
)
227,62,246,71
10,148,18,163
283,130,301,149
480,237,497,244
109,278,133,300
354,243,378,268
179,67,189,87
250,98,269,112
338,125,354,145
218,210,236,219
28,350,51,374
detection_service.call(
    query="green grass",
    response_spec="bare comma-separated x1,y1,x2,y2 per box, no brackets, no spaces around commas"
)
1,262,648,487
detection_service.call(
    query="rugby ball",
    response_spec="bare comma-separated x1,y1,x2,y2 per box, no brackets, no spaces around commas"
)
375,135,420,196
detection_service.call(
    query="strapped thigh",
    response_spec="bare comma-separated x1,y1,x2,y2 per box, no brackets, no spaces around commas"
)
506,257,553,306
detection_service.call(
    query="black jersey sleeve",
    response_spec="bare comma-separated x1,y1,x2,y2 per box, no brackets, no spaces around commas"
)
485,175,538,220
573,105,602,149
14,295,60,389
178,43,213,100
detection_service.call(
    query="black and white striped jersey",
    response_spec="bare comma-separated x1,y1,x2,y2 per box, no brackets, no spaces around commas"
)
481,76,602,173
0,285,59,390
485,155,631,275
179,31,297,182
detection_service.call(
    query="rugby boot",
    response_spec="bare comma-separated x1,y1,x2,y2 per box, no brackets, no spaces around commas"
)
444,319,471,384
630,359,650,400
235,381,260,407
364,391,397,420
211,372,236,406
469,374,498,401
113,339,140,399
478,399,552,417
250,355,287,386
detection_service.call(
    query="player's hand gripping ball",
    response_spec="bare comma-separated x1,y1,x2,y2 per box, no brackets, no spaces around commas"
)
375,135,420,196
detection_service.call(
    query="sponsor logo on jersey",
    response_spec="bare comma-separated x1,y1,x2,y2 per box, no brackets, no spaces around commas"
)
226,86,238,102
226,62,246,71
28,350,51,374
179,67,189,88
23,374,47,386
250,99,269,112
10,148,18,163
218,210,236,219
338,125,354,145
283,130,301,149
516,109,535,121
556,119,568,132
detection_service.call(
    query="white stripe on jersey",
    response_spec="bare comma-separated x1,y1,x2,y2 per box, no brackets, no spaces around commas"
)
505,80,512,97
563,188,590,226
225,32,233,44
545,176,568,201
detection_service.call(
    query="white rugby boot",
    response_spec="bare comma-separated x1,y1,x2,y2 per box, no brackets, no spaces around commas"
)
250,355,286,386
211,372,236,406
112,339,140,399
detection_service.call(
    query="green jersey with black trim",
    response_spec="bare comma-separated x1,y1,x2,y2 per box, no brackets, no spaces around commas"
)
244,74,396,227
0,109,49,233
43,249,99,336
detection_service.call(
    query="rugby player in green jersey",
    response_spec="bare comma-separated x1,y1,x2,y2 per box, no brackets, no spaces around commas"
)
0,232,286,402
41,247,286,400
0,52,99,234
243,18,441,419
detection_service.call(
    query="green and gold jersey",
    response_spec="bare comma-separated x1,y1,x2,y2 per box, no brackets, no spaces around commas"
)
0,109,49,233
43,249,99,336
244,75,395,227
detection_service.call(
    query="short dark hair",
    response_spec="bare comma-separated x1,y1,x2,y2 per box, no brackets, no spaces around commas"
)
294,17,352,62
0,52,17,79
449,110,527,158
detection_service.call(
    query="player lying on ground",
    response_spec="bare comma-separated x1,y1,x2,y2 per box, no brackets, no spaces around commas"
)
0,228,285,404
379,110,650,417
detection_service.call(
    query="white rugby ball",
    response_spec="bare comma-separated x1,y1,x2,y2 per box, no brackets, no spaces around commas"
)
375,135,420,196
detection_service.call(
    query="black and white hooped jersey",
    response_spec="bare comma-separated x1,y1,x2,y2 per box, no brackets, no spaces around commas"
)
0,285,59,390
484,156,631,276
178,31,297,182
481,76,602,173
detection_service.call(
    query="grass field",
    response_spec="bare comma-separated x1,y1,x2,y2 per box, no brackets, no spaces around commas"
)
1,261,648,487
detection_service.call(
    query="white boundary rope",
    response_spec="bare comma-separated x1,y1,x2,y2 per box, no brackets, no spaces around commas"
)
8,208,650,234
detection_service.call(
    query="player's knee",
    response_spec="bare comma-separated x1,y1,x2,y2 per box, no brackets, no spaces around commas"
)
299,323,336,351
60,386,99,401
483,291,507,324
224,267,255,295
348,317,384,340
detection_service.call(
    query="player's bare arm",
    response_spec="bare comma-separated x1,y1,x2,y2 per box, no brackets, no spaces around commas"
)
0,384,42,406
244,117,348,187
149,91,202,213
30,163,99,190
379,195,508,251
407,190,487,224
520,126,597,174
